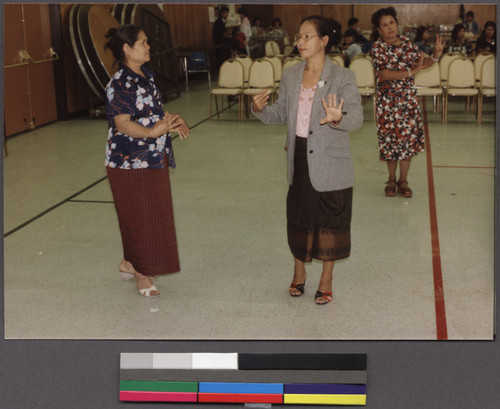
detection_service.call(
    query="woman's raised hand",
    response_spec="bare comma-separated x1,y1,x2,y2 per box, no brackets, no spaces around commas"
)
252,89,271,113
433,34,445,59
320,94,344,125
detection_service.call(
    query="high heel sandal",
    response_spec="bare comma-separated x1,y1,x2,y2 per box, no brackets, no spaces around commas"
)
135,272,160,297
119,270,159,297
289,282,305,297
314,291,332,305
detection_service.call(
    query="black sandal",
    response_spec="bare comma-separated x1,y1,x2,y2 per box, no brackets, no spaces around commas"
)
314,291,333,305
289,283,305,297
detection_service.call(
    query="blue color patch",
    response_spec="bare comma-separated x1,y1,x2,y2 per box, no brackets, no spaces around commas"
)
199,382,284,394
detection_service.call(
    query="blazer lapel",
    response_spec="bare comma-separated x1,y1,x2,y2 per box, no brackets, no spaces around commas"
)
310,59,335,126
288,61,306,132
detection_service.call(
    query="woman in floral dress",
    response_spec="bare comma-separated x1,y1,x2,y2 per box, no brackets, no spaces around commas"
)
371,7,443,197
104,25,189,297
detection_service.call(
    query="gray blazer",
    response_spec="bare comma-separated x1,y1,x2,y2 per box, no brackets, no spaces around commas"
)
253,58,363,192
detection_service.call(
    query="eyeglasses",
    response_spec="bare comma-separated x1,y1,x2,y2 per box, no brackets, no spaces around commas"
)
294,33,320,42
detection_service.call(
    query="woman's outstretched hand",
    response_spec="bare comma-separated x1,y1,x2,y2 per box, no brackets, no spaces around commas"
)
320,94,344,125
252,89,271,113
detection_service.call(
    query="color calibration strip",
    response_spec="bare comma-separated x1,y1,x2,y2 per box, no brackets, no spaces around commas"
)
120,353,367,405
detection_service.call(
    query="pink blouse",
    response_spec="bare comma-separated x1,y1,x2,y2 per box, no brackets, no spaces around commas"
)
296,84,317,138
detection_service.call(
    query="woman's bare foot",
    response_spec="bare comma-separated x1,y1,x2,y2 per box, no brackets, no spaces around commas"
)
119,259,135,274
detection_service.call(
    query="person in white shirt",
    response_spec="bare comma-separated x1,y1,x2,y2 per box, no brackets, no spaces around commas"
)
238,7,252,55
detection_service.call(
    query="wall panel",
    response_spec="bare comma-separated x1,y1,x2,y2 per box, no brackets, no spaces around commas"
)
273,4,322,43
163,4,214,47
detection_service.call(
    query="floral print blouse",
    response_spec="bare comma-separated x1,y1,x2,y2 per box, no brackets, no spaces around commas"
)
105,63,173,169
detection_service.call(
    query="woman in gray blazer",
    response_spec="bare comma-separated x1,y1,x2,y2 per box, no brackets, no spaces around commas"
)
252,16,363,305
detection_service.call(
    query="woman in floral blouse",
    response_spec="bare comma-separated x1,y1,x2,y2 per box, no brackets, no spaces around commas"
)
104,25,189,297
371,7,443,198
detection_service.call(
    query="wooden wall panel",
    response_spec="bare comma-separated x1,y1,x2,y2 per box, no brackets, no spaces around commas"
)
163,4,215,47
4,3,57,136
28,63,58,128
273,4,322,43
23,4,53,61
4,68,31,136
244,4,273,29
4,4,25,65
322,4,353,36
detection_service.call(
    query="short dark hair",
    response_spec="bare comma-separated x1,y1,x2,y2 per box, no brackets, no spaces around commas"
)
105,24,142,64
466,11,474,18
348,17,359,27
371,7,398,29
273,18,282,26
219,6,229,14
300,15,342,49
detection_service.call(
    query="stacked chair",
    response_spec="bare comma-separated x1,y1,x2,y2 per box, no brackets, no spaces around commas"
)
209,59,245,121
348,55,376,121
443,57,478,123
477,55,496,124
242,58,276,118
414,62,443,117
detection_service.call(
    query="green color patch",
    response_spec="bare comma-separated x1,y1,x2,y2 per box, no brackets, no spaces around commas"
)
120,380,198,393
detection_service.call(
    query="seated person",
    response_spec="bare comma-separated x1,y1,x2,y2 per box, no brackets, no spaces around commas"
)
447,23,473,56
269,18,287,37
415,26,433,56
342,29,363,67
463,10,480,35
252,17,265,37
476,21,496,54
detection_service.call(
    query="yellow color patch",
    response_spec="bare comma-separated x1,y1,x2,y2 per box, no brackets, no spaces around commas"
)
284,394,366,405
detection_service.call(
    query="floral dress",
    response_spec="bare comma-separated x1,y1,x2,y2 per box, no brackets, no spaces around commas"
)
371,36,424,161
105,63,175,169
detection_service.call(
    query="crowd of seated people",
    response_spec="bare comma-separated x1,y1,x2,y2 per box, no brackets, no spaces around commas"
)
212,7,496,71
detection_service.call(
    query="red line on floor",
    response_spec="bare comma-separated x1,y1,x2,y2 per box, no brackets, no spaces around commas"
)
422,99,448,340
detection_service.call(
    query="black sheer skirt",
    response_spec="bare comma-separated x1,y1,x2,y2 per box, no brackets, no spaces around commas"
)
287,136,352,262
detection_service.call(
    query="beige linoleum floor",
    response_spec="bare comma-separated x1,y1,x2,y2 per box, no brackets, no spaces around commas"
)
3,79,496,340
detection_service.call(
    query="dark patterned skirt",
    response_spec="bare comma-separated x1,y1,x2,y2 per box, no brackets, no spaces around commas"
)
287,137,352,262
107,164,180,276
